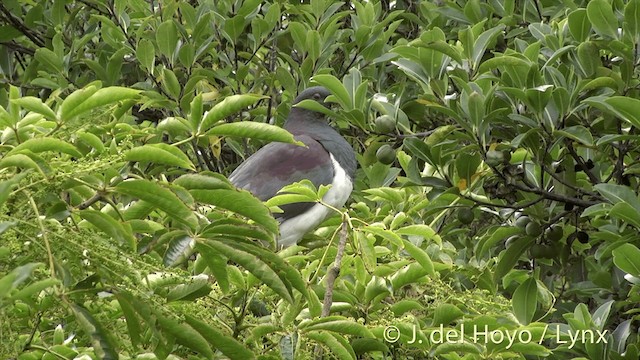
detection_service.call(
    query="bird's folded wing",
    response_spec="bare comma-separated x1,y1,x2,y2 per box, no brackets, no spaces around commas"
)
229,135,335,220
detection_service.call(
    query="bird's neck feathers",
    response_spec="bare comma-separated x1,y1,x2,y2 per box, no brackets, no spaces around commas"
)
283,108,329,133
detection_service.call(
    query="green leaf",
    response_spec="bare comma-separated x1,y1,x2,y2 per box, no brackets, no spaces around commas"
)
568,9,591,42
576,41,599,77
587,0,619,38
11,96,57,121
10,278,60,302
311,74,352,109
7,138,82,158
136,38,155,74
224,15,246,43
162,67,181,100
610,202,640,228
390,262,430,290
555,125,594,146
185,315,255,360
79,210,135,250
0,174,24,209
196,245,229,293
205,122,301,145
362,225,403,247
0,154,44,174
61,87,141,121
418,40,463,64
495,236,535,282
76,131,105,153
198,94,266,133
307,30,322,61
403,137,434,165
59,85,99,121
71,304,119,360
114,293,143,348
124,144,195,170
294,99,339,118
197,240,293,303
613,244,640,276
288,21,307,52
115,179,198,230
174,173,233,190
432,303,464,326
190,188,278,235
477,55,530,74
512,277,538,325
625,0,640,39
594,183,640,212
163,233,196,267
34,48,63,73
585,95,640,129
154,312,215,359
306,331,356,360
303,319,374,338
477,226,521,258
156,20,179,60
471,24,505,70
165,275,211,301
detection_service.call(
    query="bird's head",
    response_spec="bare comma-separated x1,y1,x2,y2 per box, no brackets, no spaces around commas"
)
292,86,332,108
285,86,334,131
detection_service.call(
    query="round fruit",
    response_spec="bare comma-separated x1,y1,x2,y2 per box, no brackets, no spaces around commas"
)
376,144,396,165
530,244,554,258
374,115,396,133
576,231,589,244
525,221,542,237
515,216,531,229
485,150,504,166
545,225,563,241
457,208,475,224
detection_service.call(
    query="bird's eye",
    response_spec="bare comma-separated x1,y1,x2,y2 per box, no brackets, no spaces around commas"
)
313,93,322,100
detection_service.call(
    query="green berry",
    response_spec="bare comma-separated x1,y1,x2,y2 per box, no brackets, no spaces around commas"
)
515,216,531,229
376,144,396,165
545,225,563,241
525,221,542,237
457,208,475,224
374,115,396,133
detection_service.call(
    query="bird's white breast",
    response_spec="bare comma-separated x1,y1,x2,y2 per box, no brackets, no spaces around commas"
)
278,153,353,248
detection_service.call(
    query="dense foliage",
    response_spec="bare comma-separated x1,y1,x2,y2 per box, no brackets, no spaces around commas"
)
2,0,640,359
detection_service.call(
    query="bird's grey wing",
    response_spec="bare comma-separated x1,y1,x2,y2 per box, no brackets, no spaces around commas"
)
229,135,334,220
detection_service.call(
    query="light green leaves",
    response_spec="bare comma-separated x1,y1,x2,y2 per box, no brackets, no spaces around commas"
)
136,38,155,74
11,96,57,121
60,85,141,122
205,122,302,145
585,96,640,129
156,20,179,61
587,0,619,38
512,278,538,325
613,244,640,277
198,94,266,133
125,143,195,170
